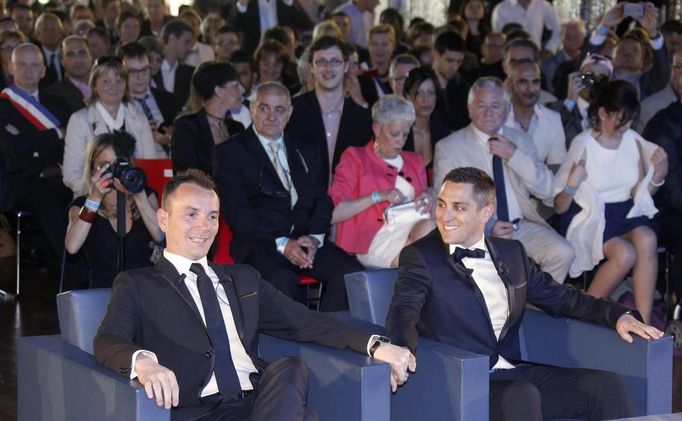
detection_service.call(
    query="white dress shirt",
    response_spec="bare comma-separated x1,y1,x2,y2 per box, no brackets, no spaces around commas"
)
160,60,178,93
472,125,524,222
235,0,295,40
491,0,561,52
130,250,258,394
449,238,514,370
506,103,566,166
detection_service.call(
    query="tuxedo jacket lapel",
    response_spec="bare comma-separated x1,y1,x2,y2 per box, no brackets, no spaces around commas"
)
155,257,204,325
485,238,523,343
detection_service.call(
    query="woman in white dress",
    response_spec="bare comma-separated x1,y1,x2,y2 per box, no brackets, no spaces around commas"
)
553,80,668,324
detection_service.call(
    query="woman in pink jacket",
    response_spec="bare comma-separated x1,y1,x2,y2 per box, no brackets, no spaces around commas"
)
329,95,435,268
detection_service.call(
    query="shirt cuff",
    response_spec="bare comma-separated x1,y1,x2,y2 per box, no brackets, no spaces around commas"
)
235,1,247,13
282,0,294,5
650,35,664,50
589,31,606,46
564,99,576,111
275,236,289,254
310,234,325,248
130,350,158,380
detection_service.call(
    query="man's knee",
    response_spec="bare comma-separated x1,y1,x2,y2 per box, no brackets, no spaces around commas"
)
492,380,542,421
269,357,310,382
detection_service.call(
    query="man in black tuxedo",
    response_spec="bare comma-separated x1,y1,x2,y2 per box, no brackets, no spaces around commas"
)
386,167,664,421
153,19,194,107
0,43,71,258
287,36,373,187
215,81,364,311
228,0,312,54
44,35,92,119
94,169,414,421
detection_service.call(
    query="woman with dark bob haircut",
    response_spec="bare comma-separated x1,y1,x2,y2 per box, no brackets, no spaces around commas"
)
171,61,245,175
402,66,450,172
553,80,669,325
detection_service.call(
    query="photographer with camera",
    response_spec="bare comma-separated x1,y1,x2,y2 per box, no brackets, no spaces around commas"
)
547,54,613,148
65,131,164,288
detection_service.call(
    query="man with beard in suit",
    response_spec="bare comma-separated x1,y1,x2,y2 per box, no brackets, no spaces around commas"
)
386,166,663,421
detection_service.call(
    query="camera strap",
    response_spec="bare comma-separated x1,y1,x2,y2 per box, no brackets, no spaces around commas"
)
117,190,126,273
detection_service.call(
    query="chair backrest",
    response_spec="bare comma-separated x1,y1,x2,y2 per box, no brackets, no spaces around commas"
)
345,269,398,326
213,215,234,264
134,159,173,205
56,288,112,354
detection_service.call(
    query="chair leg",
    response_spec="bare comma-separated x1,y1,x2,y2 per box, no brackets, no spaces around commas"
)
15,210,23,296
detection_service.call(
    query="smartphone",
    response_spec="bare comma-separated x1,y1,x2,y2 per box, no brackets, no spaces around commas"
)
623,3,644,18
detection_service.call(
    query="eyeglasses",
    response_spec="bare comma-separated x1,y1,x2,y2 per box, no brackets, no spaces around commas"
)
127,66,150,76
313,58,345,68
95,56,123,67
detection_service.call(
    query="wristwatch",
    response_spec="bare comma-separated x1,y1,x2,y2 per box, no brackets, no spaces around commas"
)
368,335,391,357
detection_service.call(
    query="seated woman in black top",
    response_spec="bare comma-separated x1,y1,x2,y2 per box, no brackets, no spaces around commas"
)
171,61,246,175
403,67,451,173
65,131,163,288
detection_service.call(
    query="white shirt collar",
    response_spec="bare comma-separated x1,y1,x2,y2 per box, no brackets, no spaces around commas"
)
161,59,178,72
448,236,487,255
471,124,503,145
163,249,209,276
253,126,284,149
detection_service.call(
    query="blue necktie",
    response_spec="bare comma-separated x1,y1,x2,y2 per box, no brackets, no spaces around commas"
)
491,154,509,222
190,263,241,396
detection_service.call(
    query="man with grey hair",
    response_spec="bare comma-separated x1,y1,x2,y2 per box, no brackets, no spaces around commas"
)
215,81,364,311
433,76,575,283
540,20,586,93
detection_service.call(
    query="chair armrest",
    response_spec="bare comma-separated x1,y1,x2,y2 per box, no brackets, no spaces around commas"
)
519,309,672,415
258,334,391,421
322,313,490,421
18,335,170,421
391,337,489,421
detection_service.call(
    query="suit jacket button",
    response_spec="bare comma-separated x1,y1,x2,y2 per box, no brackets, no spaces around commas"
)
204,351,212,358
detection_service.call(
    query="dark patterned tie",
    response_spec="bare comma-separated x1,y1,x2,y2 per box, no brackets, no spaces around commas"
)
135,96,154,121
189,263,241,396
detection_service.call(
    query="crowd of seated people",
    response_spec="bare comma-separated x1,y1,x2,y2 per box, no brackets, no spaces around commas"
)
0,0,679,326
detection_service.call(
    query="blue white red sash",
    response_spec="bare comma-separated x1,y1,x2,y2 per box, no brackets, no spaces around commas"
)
0,86,60,131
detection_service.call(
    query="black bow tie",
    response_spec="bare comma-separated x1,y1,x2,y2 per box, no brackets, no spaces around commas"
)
452,247,485,263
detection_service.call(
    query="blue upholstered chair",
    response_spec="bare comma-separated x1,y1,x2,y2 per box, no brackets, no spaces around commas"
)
17,288,392,421
345,269,674,420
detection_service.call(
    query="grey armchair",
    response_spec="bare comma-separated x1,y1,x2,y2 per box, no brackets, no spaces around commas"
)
17,288,392,421
345,269,673,420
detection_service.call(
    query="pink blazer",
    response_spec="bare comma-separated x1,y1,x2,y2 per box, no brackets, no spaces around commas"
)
328,140,428,254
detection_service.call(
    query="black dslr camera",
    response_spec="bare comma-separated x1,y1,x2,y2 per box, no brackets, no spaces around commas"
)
579,72,596,88
103,159,146,194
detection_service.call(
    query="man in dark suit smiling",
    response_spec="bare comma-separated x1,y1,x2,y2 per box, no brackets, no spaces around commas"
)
386,166,663,421
94,169,414,421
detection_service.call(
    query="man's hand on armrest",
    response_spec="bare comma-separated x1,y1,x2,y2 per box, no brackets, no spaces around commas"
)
615,313,664,343
134,353,180,409
373,344,416,393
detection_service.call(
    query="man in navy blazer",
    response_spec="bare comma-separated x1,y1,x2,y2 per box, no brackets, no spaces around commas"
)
386,167,664,421
94,169,414,420
215,81,364,311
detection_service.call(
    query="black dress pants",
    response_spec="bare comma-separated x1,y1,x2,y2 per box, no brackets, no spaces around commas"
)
172,357,317,421
489,364,633,421
244,240,363,312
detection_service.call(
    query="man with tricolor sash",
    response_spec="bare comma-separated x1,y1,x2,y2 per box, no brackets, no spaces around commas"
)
0,43,71,263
